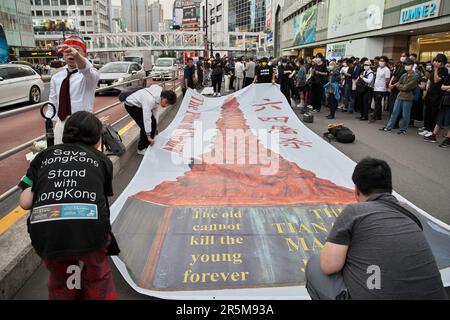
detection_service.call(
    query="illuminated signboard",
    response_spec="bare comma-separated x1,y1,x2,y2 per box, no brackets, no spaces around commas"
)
400,0,441,24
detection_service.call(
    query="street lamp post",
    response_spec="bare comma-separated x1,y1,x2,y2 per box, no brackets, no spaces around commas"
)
204,0,209,58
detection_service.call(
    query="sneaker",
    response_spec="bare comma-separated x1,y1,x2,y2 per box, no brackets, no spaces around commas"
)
326,115,335,119
418,130,430,136
418,127,427,132
217,93,221,97
424,134,437,142
397,129,407,135
439,139,450,148
379,127,392,132
424,131,433,137
137,148,147,155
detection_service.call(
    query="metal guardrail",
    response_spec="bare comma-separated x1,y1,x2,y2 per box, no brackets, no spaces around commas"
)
0,68,182,202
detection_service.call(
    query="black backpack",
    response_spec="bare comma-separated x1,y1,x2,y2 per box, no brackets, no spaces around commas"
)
324,125,355,143
102,124,126,156
118,85,144,102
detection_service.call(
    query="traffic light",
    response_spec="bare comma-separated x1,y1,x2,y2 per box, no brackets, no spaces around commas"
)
169,24,181,30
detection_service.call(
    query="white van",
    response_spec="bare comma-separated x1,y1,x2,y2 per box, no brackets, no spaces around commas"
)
151,57,179,80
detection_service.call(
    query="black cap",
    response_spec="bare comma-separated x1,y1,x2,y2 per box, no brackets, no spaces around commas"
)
434,53,448,65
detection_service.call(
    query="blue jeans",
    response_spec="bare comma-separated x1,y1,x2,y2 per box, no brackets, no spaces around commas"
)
386,98,413,131
343,83,352,110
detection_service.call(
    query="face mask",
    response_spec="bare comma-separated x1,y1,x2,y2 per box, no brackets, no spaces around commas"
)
261,62,267,66
343,63,348,67
400,57,406,63
364,65,370,71
282,63,287,67
316,58,322,62
405,65,412,71
426,65,432,71
379,62,386,67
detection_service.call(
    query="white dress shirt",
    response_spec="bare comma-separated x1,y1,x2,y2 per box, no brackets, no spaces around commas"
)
47,57,99,119
125,85,162,134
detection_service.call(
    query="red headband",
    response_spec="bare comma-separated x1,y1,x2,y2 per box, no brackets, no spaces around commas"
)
64,39,87,54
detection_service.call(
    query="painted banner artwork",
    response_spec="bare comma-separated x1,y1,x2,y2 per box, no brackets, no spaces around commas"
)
110,84,450,299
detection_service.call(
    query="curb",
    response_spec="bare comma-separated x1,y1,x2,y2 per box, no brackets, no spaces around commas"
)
0,87,182,300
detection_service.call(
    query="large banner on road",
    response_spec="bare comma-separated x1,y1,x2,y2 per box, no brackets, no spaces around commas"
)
110,85,450,299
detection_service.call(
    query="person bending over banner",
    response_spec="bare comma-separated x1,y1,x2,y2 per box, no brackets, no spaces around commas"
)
124,85,177,155
48,36,100,145
18,111,117,300
306,157,447,300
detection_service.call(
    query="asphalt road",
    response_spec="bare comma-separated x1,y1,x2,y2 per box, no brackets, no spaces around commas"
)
0,78,179,197
12,97,450,299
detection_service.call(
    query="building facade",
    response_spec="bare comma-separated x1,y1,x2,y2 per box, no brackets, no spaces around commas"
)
228,0,266,33
200,0,228,52
122,0,148,32
148,0,163,32
279,0,450,61
30,0,111,50
0,0,35,59
110,5,123,33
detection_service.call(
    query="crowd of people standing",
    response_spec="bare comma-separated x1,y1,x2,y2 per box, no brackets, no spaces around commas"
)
185,51,450,148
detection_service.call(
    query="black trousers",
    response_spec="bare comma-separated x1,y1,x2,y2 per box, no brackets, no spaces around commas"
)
244,77,254,87
281,85,291,106
361,90,373,119
311,83,324,111
125,104,157,150
424,95,442,131
211,73,223,93
372,92,385,120
197,71,203,89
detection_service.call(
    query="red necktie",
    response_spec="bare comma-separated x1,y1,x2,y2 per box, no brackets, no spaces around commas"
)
58,69,78,121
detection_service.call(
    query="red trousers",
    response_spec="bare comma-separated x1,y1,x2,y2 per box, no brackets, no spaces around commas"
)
43,241,117,300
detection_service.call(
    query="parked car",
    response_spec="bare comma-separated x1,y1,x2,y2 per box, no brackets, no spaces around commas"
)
89,58,104,69
10,61,39,72
97,61,146,94
151,57,179,80
0,64,44,108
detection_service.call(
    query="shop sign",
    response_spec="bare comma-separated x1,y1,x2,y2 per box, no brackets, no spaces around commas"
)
400,0,441,24
19,50,58,57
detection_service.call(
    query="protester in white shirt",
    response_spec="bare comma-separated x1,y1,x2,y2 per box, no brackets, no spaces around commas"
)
124,85,177,155
48,36,100,144
371,56,391,122
234,58,245,91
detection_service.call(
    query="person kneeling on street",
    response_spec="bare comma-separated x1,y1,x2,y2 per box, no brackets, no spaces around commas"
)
18,111,117,300
124,85,177,155
306,157,447,300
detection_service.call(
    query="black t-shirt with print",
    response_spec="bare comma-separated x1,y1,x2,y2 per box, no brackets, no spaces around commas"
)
256,64,273,83
19,143,113,258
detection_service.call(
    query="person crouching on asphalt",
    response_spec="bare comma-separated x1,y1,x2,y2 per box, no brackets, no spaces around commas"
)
305,157,447,300
18,111,117,300
124,85,177,155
